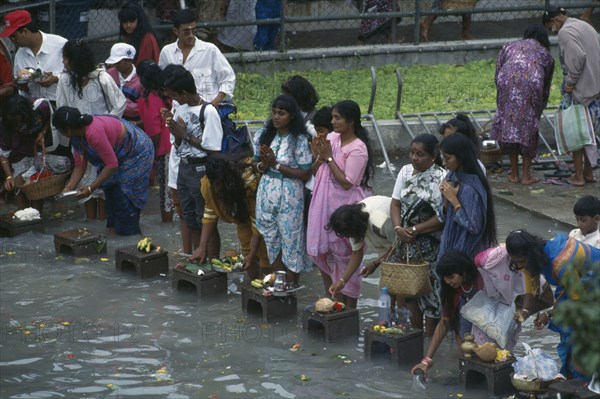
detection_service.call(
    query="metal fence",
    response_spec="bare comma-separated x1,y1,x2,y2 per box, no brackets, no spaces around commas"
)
1,0,597,61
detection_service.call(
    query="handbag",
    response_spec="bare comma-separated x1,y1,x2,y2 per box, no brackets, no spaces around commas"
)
460,290,518,349
379,240,432,298
554,97,595,154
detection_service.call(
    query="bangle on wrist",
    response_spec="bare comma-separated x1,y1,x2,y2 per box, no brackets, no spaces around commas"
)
339,277,346,287
412,225,417,234
522,309,530,316
87,186,92,195
256,162,266,173
6,175,13,180
454,204,462,211
421,356,433,367
394,225,401,232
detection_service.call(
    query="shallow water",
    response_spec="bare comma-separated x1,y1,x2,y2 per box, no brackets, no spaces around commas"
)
0,164,572,399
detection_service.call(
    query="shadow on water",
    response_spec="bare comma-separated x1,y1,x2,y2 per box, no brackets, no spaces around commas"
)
0,164,568,398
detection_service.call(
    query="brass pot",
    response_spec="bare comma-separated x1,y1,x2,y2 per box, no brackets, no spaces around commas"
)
460,334,476,358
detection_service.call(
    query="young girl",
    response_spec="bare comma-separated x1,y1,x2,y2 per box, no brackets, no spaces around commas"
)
137,60,173,223
118,1,160,65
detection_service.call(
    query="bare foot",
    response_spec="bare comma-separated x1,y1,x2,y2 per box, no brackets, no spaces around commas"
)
521,177,540,186
508,176,520,183
566,177,585,186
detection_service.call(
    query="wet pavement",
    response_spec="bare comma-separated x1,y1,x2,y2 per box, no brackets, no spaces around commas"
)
485,159,599,229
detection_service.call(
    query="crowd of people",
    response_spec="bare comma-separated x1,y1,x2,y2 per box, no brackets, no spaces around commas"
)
1,3,599,386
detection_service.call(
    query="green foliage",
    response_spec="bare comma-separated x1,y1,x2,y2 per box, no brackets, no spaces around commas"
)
553,261,600,376
234,60,565,121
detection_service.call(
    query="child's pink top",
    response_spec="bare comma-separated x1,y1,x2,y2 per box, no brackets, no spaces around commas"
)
73,116,123,168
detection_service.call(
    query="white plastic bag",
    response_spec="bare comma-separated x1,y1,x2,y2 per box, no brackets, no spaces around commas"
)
513,343,559,381
460,290,517,349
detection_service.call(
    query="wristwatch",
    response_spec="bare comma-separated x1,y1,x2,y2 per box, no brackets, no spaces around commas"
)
326,157,333,164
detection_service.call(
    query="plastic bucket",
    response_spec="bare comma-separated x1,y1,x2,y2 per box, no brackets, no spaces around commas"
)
37,0,92,40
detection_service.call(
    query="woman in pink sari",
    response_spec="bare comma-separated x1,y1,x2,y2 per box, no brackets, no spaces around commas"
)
307,100,374,308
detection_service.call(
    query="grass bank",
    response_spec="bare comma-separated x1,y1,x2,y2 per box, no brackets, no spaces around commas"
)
234,60,565,121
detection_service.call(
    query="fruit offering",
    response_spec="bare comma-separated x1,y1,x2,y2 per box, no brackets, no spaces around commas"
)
495,348,511,362
136,237,154,253
250,279,264,289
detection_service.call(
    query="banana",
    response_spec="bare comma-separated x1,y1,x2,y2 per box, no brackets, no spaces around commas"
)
251,280,264,289
211,258,223,266
137,237,154,252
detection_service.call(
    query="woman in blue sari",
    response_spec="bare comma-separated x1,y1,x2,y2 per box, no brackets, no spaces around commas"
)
52,106,153,235
506,230,600,380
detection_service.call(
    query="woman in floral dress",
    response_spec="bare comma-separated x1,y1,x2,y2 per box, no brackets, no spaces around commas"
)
489,25,554,185
252,95,313,285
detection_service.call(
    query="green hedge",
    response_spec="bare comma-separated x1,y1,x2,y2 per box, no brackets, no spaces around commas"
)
234,60,565,121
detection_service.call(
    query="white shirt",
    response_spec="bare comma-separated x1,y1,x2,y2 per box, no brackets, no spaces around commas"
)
349,196,394,252
159,38,236,102
118,65,136,85
569,228,600,249
13,31,67,101
56,69,126,117
173,102,223,159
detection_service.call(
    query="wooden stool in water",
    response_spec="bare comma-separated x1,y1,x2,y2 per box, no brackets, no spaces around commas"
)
302,306,359,343
115,246,169,278
54,228,106,257
241,283,297,322
548,379,600,399
364,327,423,365
0,214,43,237
172,267,227,299
459,355,515,396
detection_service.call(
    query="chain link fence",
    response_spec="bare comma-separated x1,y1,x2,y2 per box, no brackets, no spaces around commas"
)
1,0,598,63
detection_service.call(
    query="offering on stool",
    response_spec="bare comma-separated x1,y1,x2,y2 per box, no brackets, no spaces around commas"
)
54,228,106,257
459,355,515,396
241,283,297,322
172,266,227,299
364,327,423,365
302,304,359,343
0,212,43,237
115,243,169,279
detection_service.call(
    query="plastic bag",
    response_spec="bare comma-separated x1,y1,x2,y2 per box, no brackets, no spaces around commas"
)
513,343,559,381
460,290,517,349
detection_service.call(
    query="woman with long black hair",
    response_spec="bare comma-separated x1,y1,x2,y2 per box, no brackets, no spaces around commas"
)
252,95,313,286
307,100,375,308
438,133,497,260
118,1,160,65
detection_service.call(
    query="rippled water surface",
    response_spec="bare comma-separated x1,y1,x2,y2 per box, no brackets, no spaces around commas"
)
0,164,572,398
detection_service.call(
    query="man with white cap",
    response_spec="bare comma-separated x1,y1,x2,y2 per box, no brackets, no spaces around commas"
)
105,43,142,124
0,10,67,105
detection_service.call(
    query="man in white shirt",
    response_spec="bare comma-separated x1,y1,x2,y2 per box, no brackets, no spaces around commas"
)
0,10,67,103
158,8,235,108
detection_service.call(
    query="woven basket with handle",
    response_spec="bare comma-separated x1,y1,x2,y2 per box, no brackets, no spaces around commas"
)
14,144,70,201
379,241,432,298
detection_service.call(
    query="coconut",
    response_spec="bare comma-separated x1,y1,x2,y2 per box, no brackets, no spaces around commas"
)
473,342,497,362
315,298,334,313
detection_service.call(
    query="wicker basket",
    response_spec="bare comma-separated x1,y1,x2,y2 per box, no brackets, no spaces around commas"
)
442,0,479,10
380,243,432,298
480,147,504,165
15,173,70,201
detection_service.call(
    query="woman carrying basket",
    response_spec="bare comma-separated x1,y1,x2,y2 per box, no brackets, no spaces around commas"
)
1,94,71,212
52,106,153,236
369,134,446,335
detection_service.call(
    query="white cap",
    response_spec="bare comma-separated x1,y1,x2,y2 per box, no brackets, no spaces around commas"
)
105,43,136,65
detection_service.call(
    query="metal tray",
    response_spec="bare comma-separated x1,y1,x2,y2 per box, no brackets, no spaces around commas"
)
54,190,79,201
